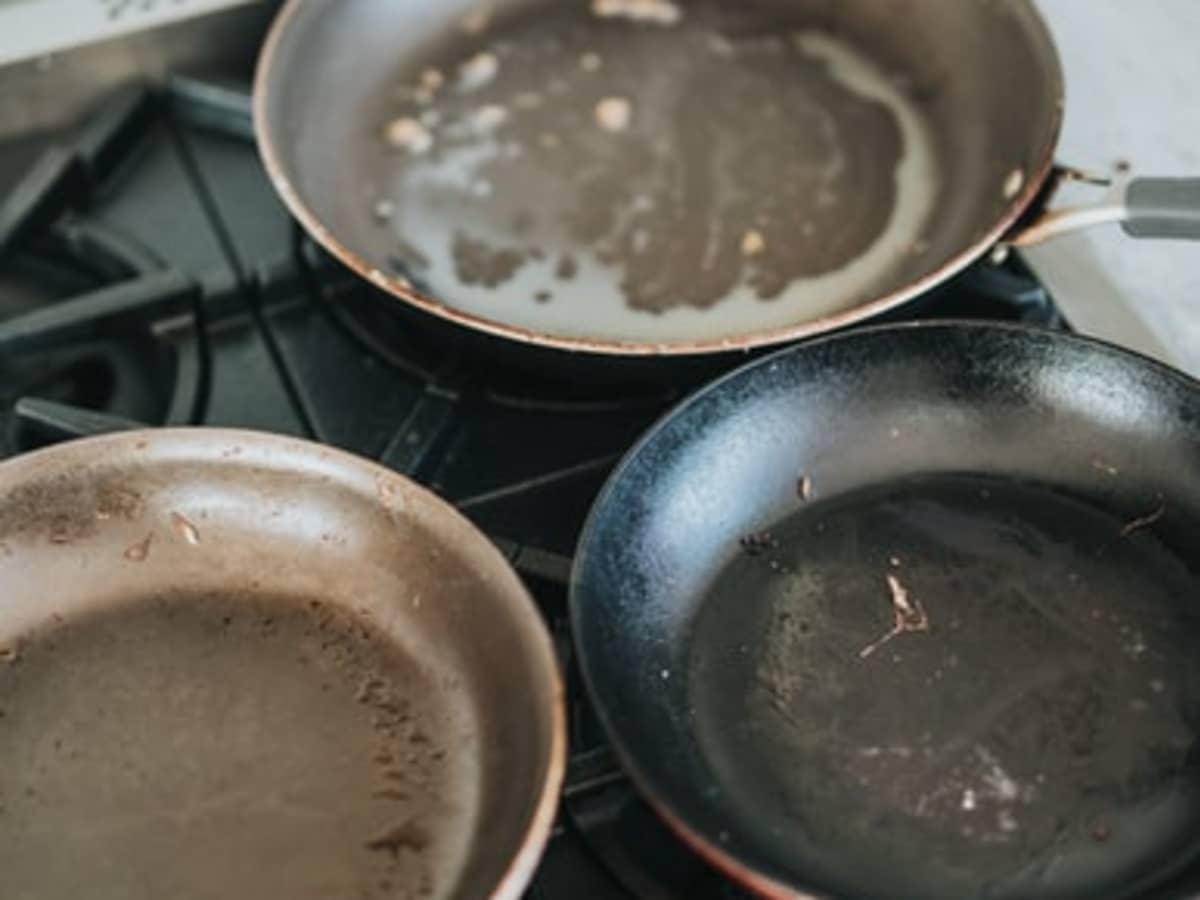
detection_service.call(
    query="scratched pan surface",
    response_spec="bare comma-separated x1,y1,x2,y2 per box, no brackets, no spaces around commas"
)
254,0,1061,357
0,429,564,900
571,323,1200,899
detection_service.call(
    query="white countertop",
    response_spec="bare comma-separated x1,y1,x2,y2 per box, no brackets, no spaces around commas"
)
0,0,257,67
1028,0,1200,376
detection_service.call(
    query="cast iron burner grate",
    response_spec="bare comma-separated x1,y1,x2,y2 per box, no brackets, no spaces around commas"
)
0,220,194,455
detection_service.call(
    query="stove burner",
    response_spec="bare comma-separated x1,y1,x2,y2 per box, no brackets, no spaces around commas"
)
293,228,683,415
0,220,195,454
0,84,221,457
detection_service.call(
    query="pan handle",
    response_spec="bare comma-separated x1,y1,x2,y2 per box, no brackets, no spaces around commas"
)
1007,167,1200,247
1123,177,1200,239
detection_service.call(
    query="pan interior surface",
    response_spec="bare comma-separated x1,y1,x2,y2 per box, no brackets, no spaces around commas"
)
691,475,1200,899
260,0,1060,348
0,592,472,900
571,325,1200,899
0,431,562,900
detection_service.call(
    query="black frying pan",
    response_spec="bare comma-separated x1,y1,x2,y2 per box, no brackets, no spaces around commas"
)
254,0,1200,362
570,322,1200,899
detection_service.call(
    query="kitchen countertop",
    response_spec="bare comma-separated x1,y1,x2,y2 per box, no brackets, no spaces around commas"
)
1028,0,1200,376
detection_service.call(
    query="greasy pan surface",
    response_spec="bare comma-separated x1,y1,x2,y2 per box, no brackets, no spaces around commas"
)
254,0,1062,356
0,429,564,900
571,323,1200,898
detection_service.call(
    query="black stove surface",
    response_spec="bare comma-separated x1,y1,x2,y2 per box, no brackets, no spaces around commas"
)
2,80,1194,900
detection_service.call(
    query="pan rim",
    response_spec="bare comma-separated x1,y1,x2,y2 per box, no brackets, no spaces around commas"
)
568,318,1200,897
0,426,567,900
251,0,1065,359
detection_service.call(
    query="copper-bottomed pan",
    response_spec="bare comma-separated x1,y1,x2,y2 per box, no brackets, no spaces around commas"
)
0,428,564,900
254,0,1200,362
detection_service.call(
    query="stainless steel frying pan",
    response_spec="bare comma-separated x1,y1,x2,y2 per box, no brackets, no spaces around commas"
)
0,428,564,900
253,0,1200,359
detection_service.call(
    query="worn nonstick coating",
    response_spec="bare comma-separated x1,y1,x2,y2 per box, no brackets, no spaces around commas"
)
0,429,564,900
571,323,1200,899
254,0,1061,359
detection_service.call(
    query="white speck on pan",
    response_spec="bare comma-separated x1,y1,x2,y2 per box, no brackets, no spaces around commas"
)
413,67,444,105
741,229,766,257
471,104,510,134
170,512,201,546
458,51,500,92
383,117,433,155
372,199,395,222
591,0,682,26
594,97,633,132
977,746,1020,801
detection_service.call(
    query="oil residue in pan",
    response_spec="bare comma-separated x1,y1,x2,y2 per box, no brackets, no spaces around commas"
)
687,475,1200,898
368,1,939,344
0,592,477,900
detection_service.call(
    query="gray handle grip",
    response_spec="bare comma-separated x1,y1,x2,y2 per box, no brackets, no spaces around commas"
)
1121,177,1200,240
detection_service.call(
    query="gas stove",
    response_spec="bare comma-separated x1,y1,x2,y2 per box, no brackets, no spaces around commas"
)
2,19,1196,900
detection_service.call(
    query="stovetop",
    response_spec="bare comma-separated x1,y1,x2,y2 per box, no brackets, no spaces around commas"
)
3,77,1196,900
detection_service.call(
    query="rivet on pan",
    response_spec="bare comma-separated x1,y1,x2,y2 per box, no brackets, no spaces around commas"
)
796,475,813,501
1003,168,1025,200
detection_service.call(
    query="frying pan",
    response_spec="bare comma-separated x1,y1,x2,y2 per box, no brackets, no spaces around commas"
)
570,322,1200,899
0,429,564,900
253,0,1200,360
